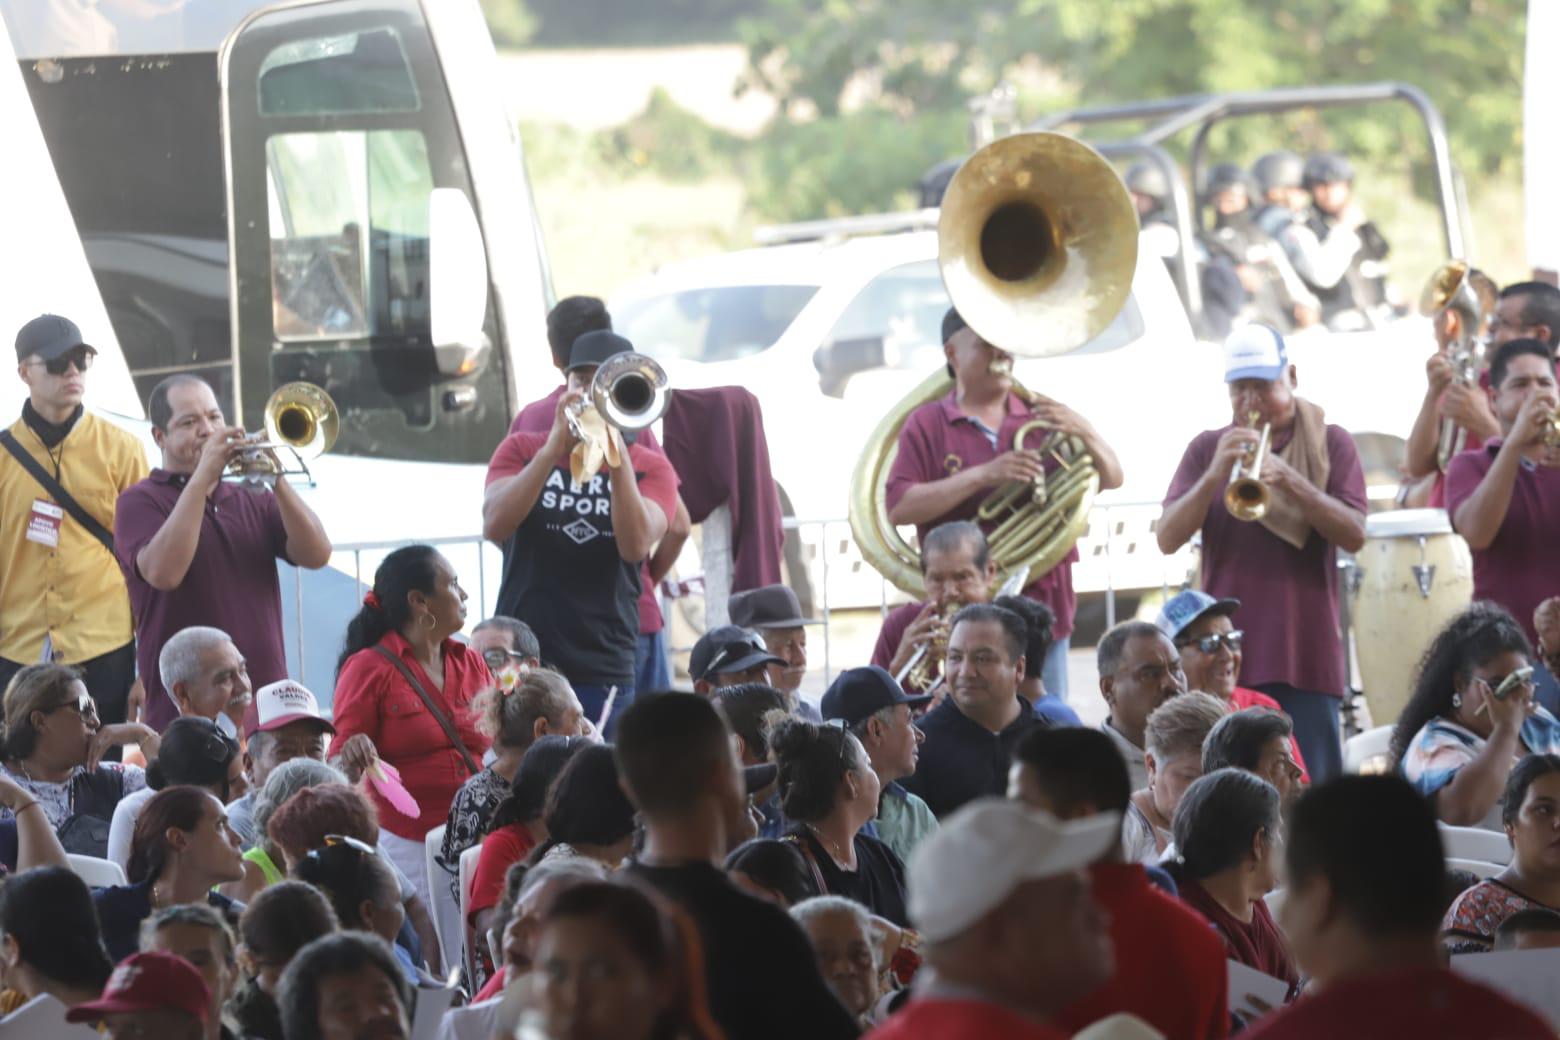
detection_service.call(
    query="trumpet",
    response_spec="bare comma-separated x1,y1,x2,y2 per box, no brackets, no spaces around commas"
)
566,351,670,439
1420,260,1486,470
895,601,959,693
1225,411,1271,521
226,382,339,487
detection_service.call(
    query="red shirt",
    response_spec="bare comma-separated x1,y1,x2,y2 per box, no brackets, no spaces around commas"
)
467,822,536,921
1163,421,1367,696
511,385,673,635
867,998,1068,1040
1230,686,1310,782
1446,439,1560,648
1057,863,1229,1038
1243,966,1553,1040
328,632,492,840
885,390,1078,639
1177,878,1298,995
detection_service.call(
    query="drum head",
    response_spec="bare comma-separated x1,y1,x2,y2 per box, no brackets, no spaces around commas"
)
1364,507,1454,539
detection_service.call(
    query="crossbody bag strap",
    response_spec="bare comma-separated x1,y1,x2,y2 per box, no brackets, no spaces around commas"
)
0,429,115,553
371,644,481,775
782,832,831,897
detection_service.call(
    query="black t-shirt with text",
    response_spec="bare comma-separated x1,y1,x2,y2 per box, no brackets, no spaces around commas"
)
486,433,676,686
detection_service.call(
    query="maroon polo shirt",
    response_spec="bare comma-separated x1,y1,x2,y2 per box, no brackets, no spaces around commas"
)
114,470,292,731
1162,422,1366,697
512,385,668,636
1446,439,1560,648
884,390,1078,639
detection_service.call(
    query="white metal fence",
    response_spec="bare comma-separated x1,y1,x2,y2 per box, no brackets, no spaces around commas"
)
287,498,1195,690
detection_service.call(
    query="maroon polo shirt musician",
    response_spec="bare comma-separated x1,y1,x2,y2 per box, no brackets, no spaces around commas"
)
882,308,1124,701
114,376,334,731
1157,324,1366,782
1446,337,1560,652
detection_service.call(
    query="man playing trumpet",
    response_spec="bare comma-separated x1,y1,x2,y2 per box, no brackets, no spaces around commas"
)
882,308,1124,700
1447,338,1560,656
871,520,994,698
1157,325,1366,780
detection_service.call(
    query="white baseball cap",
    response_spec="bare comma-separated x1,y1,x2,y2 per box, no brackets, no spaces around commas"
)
907,798,1119,944
1223,323,1289,383
246,679,334,738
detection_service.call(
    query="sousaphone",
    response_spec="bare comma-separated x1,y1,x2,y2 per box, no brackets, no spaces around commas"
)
849,132,1138,595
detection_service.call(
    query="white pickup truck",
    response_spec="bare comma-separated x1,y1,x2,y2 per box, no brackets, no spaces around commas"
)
613,224,1432,620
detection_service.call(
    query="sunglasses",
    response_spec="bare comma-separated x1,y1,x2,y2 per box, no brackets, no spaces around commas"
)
822,717,853,774
53,694,99,721
1177,630,1244,655
27,348,95,376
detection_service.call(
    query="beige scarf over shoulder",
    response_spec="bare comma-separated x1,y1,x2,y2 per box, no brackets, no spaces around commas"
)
1258,396,1331,549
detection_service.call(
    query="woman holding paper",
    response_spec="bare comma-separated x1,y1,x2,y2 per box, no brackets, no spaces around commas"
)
1164,768,1298,1013
1442,754,1560,953
329,545,493,908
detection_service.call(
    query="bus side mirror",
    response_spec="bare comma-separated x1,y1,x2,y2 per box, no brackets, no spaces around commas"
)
430,187,489,376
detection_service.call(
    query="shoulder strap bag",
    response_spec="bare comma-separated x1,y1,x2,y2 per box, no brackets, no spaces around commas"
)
371,645,481,775
0,429,115,553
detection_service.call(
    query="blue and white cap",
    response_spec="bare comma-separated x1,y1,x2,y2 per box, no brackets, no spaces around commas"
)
1223,323,1289,383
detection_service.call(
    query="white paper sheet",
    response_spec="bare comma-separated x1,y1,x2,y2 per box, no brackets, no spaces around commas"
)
0,994,99,1038
411,984,460,1040
1226,959,1289,1017
1452,948,1560,1026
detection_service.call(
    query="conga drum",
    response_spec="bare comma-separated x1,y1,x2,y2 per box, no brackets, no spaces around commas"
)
1351,509,1473,725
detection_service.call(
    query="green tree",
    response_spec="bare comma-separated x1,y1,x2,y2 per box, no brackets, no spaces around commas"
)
739,0,1524,175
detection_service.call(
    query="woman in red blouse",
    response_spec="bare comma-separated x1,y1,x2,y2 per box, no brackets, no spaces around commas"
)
329,544,492,907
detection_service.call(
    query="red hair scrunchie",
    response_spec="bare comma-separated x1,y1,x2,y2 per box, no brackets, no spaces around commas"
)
363,590,382,611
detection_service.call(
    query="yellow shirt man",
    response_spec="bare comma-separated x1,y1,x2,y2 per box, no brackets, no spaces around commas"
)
0,409,148,666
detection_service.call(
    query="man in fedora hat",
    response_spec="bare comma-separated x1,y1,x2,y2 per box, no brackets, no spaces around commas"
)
729,583,822,719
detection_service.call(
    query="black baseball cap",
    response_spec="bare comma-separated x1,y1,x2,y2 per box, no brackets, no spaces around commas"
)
16,314,93,363
821,666,932,727
689,626,784,682
566,330,635,373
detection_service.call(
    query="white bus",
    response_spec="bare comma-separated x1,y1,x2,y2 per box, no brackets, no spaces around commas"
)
0,0,556,693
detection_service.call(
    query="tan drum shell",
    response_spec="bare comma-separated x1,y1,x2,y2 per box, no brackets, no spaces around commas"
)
1351,509,1473,726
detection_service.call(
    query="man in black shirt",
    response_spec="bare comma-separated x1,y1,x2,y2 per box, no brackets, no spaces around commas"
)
614,693,860,1040
900,603,1045,818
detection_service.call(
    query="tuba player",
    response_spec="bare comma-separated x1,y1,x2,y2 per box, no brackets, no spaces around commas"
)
880,308,1123,701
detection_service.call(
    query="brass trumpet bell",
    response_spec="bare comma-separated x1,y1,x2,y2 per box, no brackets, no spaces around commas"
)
1419,259,1482,334
937,132,1139,355
591,352,670,432
263,382,339,461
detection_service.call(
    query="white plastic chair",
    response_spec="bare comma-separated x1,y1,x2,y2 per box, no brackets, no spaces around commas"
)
1446,856,1503,880
1440,823,1513,866
458,844,483,982
1343,725,1394,774
66,853,127,888
422,824,463,980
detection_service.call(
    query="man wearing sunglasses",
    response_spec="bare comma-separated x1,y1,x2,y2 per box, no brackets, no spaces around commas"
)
0,315,148,739
1157,589,1309,780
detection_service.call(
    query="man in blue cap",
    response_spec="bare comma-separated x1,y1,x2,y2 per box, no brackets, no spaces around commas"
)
822,665,937,863
1157,325,1365,781
1157,589,1309,780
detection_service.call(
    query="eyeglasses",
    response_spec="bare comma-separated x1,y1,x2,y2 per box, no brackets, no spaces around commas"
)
25,348,95,376
1177,630,1244,655
482,648,531,671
